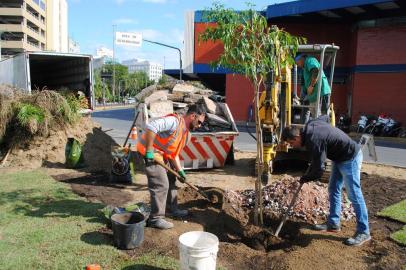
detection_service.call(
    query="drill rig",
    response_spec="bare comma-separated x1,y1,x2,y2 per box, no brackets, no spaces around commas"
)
257,44,339,184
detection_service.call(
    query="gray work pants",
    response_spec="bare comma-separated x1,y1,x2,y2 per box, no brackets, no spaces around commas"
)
145,162,178,220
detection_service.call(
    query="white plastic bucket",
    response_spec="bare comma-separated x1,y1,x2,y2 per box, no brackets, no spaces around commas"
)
178,231,219,270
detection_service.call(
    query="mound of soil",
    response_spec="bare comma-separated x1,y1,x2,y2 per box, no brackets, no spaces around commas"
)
4,117,117,172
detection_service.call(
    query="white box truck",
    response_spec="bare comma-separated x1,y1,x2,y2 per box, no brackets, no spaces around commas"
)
0,51,94,109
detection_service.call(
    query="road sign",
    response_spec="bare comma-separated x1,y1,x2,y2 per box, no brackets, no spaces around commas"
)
115,32,142,47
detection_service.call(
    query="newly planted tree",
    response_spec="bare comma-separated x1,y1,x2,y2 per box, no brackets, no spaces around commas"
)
200,2,305,224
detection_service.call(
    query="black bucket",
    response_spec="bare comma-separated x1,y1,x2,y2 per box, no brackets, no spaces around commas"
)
111,212,145,249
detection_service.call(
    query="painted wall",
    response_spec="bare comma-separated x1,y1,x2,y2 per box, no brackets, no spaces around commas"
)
352,73,406,124
351,25,406,123
226,74,255,122
356,25,406,65
194,23,223,64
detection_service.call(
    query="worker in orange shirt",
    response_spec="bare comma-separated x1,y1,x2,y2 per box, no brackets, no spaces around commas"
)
137,104,206,229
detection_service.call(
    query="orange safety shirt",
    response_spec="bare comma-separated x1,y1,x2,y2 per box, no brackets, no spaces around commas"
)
137,114,189,160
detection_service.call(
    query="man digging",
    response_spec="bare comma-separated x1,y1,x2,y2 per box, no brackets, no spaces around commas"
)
281,118,371,246
137,104,206,230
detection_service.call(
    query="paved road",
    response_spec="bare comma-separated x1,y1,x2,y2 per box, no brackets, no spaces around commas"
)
92,108,406,167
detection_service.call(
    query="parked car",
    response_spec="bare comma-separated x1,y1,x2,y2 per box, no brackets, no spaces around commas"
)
126,98,136,104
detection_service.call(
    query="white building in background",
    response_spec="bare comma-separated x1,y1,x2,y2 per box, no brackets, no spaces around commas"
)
68,38,80,54
96,46,113,59
122,59,163,82
46,0,68,52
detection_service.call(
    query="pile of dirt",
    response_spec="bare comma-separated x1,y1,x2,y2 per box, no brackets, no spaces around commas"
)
0,87,78,142
177,186,301,252
5,117,116,172
232,176,355,224
0,86,116,172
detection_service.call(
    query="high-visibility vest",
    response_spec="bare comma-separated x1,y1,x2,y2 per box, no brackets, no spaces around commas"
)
137,114,189,160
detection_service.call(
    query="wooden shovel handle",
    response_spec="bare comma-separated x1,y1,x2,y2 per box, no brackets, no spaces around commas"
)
152,156,200,192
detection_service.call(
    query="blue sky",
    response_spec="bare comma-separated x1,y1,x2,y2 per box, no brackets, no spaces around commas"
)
67,0,291,69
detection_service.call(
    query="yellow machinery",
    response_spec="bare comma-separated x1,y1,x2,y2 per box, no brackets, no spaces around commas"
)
256,44,339,183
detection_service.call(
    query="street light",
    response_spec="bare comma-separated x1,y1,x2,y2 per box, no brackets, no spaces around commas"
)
142,39,182,81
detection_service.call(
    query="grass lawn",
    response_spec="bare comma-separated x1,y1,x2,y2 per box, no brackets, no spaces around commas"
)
377,200,406,246
0,169,179,269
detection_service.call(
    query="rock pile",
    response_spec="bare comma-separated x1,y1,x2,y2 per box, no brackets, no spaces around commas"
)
137,81,234,132
226,176,355,224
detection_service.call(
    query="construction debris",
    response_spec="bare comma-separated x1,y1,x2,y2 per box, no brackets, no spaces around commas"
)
149,100,173,118
226,176,355,224
206,113,232,129
144,90,168,105
141,81,233,132
172,83,196,95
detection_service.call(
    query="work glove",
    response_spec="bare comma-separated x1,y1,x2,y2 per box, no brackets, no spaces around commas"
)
177,170,187,183
144,150,155,167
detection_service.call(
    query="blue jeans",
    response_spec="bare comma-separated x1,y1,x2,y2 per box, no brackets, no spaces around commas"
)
328,150,370,234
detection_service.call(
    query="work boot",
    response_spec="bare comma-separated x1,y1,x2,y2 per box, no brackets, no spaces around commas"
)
344,233,371,246
312,222,341,232
147,218,174,230
168,208,189,218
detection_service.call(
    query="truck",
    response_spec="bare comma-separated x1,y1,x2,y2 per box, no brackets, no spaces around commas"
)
0,51,94,110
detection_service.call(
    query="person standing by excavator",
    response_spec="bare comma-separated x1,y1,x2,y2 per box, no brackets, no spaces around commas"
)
295,54,331,118
281,118,371,246
137,104,206,229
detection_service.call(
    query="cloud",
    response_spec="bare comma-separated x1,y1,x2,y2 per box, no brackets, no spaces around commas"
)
113,18,138,25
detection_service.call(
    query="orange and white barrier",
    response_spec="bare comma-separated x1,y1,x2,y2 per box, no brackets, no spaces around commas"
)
179,135,235,169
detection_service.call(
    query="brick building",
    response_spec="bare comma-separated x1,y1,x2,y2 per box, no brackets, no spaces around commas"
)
167,0,406,125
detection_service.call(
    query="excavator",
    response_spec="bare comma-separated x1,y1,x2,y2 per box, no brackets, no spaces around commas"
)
256,44,340,183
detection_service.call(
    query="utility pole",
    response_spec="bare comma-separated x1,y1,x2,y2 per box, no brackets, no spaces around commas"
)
112,24,116,102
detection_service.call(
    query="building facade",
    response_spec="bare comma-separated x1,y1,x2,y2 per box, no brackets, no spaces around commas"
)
173,0,406,125
123,59,163,82
46,0,68,52
0,0,68,58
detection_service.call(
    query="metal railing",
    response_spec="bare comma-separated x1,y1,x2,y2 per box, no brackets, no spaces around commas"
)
26,24,39,34
27,40,39,48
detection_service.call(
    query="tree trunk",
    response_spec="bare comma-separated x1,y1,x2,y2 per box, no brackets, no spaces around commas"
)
253,81,264,226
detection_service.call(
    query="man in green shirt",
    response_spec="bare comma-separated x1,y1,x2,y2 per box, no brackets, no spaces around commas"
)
295,54,331,118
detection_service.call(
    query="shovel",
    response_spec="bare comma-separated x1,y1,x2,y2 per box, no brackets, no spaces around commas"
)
274,181,304,237
152,156,211,201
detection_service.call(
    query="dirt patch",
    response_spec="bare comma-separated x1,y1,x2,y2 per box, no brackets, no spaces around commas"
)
48,152,406,270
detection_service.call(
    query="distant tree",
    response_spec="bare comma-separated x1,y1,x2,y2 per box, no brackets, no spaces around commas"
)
103,62,129,96
158,74,168,85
